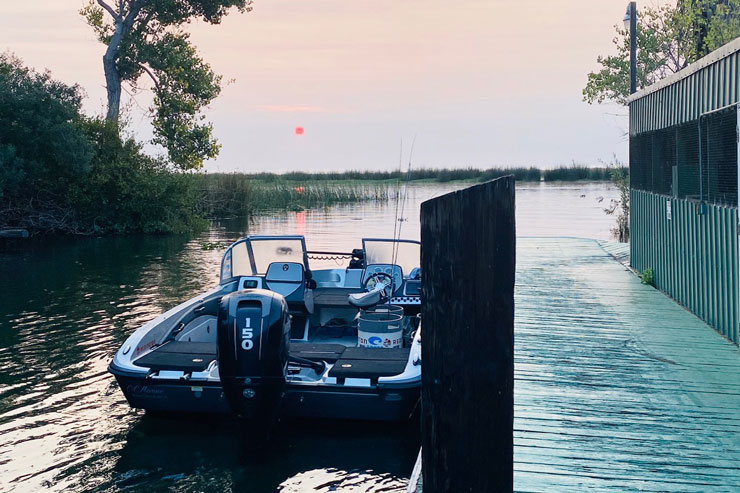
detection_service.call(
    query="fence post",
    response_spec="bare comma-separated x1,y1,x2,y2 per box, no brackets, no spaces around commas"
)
420,176,516,492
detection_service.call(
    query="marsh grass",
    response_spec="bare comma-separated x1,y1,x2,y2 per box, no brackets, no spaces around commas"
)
602,159,630,242
199,173,389,217
198,165,628,218
248,167,544,183
248,181,389,211
245,165,622,184
542,165,613,181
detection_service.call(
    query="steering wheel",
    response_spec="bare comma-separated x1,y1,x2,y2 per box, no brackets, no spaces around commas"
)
363,272,395,298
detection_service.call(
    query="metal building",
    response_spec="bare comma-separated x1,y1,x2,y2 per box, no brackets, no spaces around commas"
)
628,38,740,344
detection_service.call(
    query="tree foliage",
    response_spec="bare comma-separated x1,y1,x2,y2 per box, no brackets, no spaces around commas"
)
69,119,207,234
603,158,630,242
0,53,205,235
584,0,740,105
81,0,252,170
0,53,94,200
703,1,740,50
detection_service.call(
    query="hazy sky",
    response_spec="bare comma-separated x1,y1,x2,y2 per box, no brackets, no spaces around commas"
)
0,1,663,172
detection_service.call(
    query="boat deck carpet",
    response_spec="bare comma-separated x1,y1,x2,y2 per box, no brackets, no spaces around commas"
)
328,347,410,379
133,340,410,378
289,343,347,363
133,341,216,372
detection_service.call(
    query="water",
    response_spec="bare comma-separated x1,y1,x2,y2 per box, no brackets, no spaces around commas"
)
0,182,618,492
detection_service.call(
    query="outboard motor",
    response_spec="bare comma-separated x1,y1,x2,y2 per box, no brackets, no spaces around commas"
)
217,289,290,424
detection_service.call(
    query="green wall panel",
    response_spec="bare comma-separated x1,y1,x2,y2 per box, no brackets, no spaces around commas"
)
630,190,739,344
629,50,740,136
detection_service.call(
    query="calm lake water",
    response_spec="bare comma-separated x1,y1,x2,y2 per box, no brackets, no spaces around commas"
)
0,182,618,492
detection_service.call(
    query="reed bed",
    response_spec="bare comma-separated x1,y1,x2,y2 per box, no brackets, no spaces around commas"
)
246,165,622,184
248,182,389,211
249,167,544,183
199,173,389,218
198,173,253,218
542,165,615,182
198,165,628,218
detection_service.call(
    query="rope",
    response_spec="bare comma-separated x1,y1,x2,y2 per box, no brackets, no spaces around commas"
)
307,254,352,261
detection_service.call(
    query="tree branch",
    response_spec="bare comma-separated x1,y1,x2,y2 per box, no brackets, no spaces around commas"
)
134,10,156,36
97,0,119,20
138,63,161,92
122,0,143,30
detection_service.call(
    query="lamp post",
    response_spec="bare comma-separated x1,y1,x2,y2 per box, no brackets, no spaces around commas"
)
624,2,637,95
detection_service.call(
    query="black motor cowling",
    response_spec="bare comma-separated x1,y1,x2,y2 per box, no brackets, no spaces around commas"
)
217,289,290,422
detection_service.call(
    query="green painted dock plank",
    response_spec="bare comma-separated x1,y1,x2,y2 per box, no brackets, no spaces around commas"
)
513,238,740,491
412,237,740,491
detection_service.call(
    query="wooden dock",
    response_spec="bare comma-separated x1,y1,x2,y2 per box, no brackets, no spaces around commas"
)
415,237,740,491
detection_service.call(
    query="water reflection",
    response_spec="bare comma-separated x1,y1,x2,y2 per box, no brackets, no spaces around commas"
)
104,417,417,492
0,182,617,492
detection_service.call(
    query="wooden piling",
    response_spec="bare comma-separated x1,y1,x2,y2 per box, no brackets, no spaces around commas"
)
420,176,515,492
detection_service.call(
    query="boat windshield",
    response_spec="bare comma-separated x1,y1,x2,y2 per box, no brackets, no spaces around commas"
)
221,236,307,280
363,239,420,277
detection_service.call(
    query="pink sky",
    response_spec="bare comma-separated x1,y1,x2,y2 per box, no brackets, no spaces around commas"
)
0,1,654,171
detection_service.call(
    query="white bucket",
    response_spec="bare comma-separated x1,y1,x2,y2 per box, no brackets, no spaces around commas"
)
358,312,403,348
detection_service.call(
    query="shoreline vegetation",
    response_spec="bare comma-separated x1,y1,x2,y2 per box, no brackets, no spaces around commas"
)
198,166,625,218
199,176,390,218
239,165,618,184
1,53,627,237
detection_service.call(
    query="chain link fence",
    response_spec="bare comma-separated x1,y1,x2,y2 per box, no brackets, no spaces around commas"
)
630,105,738,206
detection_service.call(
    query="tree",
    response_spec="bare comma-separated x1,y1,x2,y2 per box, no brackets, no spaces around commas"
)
0,53,94,201
703,1,740,52
81,0,253,169
0,53,206,235
584,0,740,105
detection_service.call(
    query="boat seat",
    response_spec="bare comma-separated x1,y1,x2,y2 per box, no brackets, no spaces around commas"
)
265,261,314,314
348,289,382,308
133,341,216,372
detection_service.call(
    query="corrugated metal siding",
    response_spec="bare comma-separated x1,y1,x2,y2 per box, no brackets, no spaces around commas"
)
630,189,739,343
629,50,740,135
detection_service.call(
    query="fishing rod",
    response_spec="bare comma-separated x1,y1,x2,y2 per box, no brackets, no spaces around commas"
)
392,135,416,272
395,136,416,242
391,139,403,263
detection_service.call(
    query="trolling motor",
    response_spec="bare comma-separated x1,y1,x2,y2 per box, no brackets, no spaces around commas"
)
348,248,365,269
216,289,291,423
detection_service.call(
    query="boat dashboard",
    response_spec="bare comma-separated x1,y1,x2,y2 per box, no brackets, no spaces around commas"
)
233,268,420,304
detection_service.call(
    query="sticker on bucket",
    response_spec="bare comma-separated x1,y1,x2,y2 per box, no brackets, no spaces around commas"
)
358,311,404,348
358,331,403,348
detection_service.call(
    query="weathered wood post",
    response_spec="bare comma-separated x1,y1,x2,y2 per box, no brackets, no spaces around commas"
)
420,176,515,492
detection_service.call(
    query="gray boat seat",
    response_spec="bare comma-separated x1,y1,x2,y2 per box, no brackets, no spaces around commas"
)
265,261,314,314
348,289,382,308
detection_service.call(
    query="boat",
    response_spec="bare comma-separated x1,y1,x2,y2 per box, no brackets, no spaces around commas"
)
109,235,422,422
